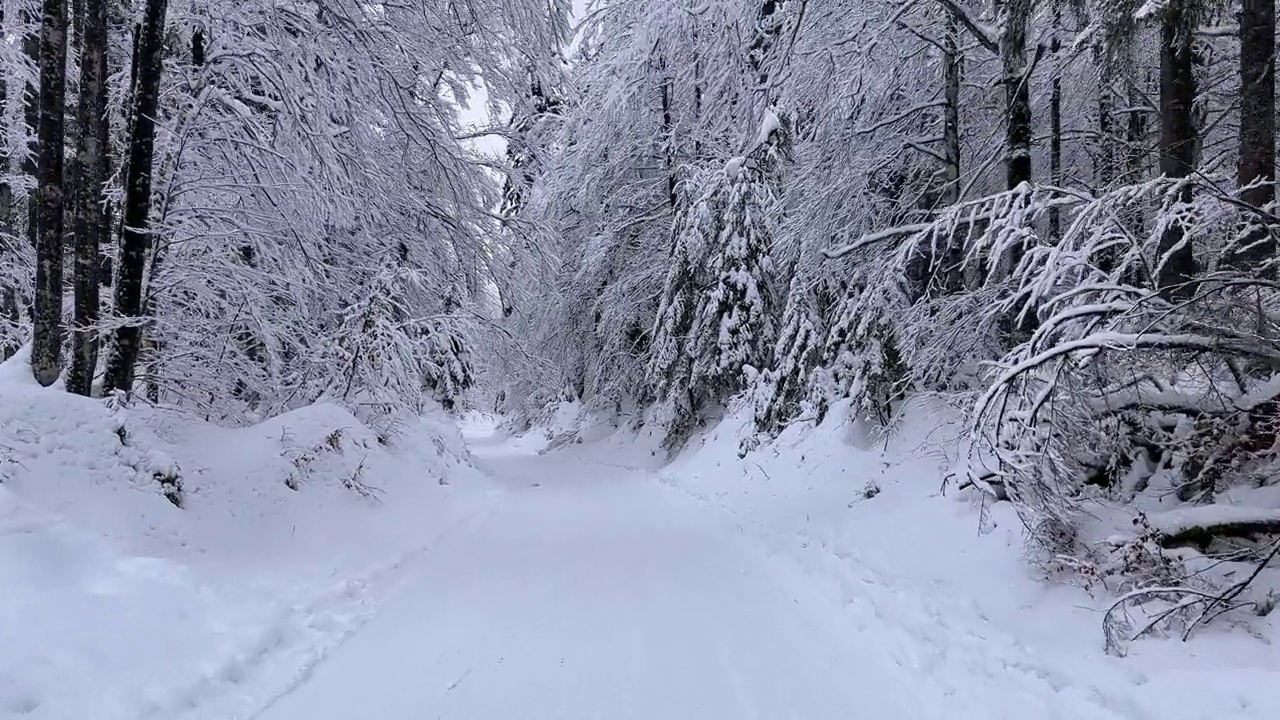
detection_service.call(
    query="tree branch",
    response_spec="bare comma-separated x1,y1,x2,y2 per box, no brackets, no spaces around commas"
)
935,0,998,54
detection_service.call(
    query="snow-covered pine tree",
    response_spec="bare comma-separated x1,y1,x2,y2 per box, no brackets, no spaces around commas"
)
751,264,825,434
645,112,784,443
689,148,780,402
645,167,723,424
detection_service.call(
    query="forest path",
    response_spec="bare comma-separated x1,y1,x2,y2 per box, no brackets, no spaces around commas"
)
250,425,1127,720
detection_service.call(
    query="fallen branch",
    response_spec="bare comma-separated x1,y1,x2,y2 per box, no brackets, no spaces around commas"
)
1102,539,1280,655
1146,506,1280,548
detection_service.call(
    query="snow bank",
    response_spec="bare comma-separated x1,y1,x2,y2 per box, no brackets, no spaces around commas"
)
658,397,1280,720
0,349,486,720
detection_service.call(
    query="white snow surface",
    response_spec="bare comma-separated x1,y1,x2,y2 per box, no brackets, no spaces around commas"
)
4,373,1280,718
0,350,487,720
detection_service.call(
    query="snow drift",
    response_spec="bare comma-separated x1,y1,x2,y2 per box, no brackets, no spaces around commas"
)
0,349,486,720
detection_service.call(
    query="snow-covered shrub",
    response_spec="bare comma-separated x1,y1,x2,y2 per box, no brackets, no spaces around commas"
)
751,270,827,434
0,234,31,360
827,177,1280,643
296,264,474,435
280,426,383,502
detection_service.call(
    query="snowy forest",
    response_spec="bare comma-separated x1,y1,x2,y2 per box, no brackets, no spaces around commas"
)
0,0,559,425
491,0,1280,644
4,0,1280,714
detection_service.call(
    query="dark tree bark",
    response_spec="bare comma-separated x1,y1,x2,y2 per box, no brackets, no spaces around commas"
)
1156,3,1198,296
103,0,169,395
660,60,677,209
1048,8,1062,239
0,10,8,236
942,11,961,207
1098,70,1117,188
98,19,114,289
66,0,109,396
192,27,205,67
31,0,69,387
939,0,1032,191
0,11,15,360
22,9,40,251
1230,0,1276,272
1118,63,1151,258
940,11,968,293
1000,0,1033,190
1125,74,1149,184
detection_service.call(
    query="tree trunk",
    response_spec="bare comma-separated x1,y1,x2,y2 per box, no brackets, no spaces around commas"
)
0,9,9,238
1125,71,1149,184
1049,8,1062,239
1098,69,1117,188
19,9,40,255
67,0,109,396
942,11,967,292
1156,4,1198,296
660,64,677,209
942,11,961,207
1231,0,1276,272
103,0,169,395
31,0,69,387
1001,0,1033,190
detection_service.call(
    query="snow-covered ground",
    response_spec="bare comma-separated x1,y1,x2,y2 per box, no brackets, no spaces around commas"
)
4,374,1279,718
659,397,1280,720
0,350,488,720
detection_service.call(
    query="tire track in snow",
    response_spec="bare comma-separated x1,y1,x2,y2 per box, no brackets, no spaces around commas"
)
158,497,499,720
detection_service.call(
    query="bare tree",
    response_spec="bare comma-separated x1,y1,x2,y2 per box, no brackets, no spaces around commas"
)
66,0,109,395
1000,0,1035,190
1155,0,1198,295
31,0,68,386
103,0,167,395
1230,0,1275,271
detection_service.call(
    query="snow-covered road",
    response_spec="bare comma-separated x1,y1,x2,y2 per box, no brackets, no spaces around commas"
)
254,434,911,718
7,385,1275,720
252,428,1128,720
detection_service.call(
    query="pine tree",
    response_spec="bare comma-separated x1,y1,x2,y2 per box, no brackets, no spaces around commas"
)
690,157,779,399
646,170,722,405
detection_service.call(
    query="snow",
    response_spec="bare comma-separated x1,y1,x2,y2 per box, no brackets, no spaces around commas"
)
254,432,915,719
724,155,745,180
4,357,1280,718
1147,505,1280,537
0,349,487,720
754,108,781,149
657,397,1280,719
